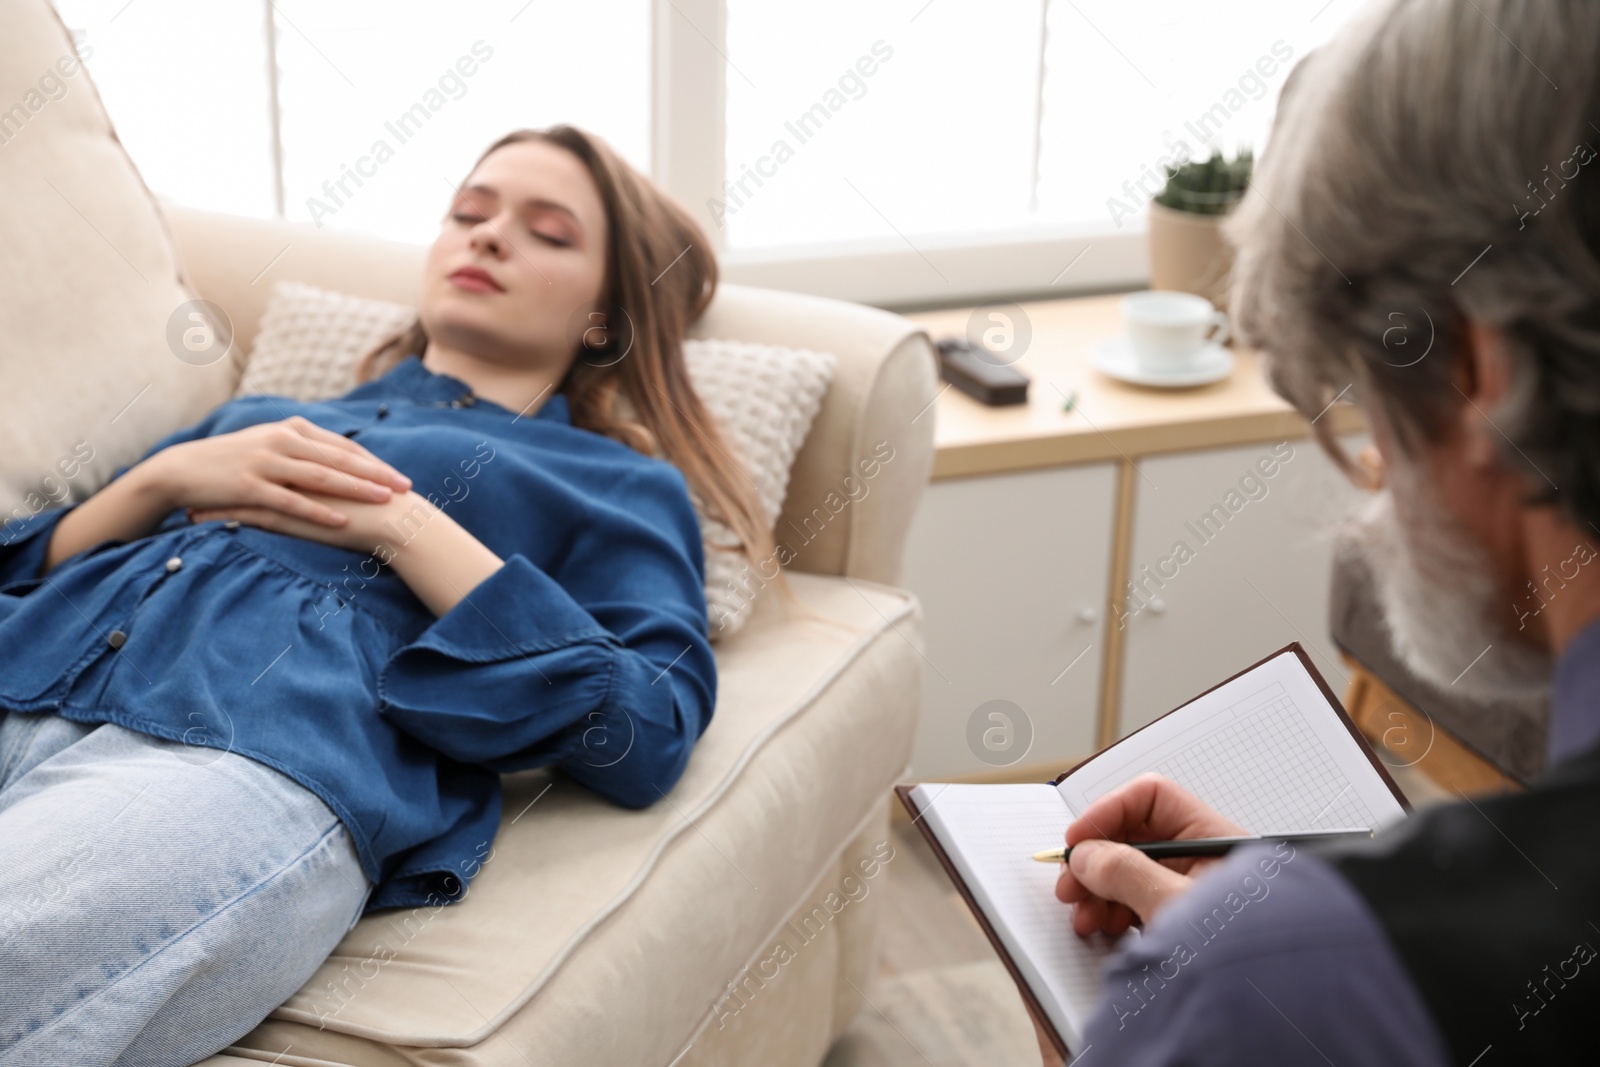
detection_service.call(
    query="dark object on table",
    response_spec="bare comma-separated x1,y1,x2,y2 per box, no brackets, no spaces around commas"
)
934,336,1030,406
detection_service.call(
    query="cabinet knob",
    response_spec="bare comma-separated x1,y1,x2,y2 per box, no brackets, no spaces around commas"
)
1076,606,1098,625
1148,597,1168,615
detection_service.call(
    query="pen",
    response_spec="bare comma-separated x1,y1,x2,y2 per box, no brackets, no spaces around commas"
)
1030,827,1374,863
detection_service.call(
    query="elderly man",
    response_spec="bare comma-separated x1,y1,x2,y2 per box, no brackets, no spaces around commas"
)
1040,0,1599,1062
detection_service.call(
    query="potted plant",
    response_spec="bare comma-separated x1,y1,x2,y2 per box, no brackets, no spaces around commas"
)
1147,147,1253,312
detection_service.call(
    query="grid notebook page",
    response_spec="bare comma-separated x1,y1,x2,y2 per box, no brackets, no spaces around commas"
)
1056,651,1408,831
910,782,1127,1048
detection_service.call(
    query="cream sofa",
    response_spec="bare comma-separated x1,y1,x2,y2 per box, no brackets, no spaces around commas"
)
163,205,938,1067
2,2,937,1061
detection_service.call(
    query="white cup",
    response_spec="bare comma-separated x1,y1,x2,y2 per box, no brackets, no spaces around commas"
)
1122,290,1229,374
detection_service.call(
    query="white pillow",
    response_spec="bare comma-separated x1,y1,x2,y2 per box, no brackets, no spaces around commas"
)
678,338,834,636
236,281,834,639
235,282,416,401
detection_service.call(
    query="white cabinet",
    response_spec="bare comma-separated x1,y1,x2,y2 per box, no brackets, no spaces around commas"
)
900,463,1118,777
1116,434,1370,735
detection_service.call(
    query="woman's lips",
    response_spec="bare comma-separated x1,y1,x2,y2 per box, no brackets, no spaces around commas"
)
449,268,504,293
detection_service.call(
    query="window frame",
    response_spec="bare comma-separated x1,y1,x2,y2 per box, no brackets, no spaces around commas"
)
127,0,1146,309
649,0,1147,309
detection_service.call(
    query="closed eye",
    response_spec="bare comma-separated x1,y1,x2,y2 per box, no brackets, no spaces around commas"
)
451,213,569,247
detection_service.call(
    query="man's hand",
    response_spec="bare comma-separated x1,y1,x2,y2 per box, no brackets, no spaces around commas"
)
1054,773,1247,935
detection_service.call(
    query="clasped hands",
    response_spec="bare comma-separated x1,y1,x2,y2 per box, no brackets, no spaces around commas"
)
144,415,433,556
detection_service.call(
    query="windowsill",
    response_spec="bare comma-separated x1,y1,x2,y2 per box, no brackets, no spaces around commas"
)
720,223,1151,310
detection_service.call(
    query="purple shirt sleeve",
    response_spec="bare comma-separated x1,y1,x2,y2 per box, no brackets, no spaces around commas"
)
1076,842,1450,1065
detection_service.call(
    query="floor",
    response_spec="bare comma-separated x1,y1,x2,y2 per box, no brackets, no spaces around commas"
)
822,763,1450,1066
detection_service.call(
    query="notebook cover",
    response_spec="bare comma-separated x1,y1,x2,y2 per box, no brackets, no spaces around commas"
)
894,642,1412,1061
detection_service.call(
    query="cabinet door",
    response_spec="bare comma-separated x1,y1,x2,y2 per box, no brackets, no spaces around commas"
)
1118,434,1370,736
900,463,1118,777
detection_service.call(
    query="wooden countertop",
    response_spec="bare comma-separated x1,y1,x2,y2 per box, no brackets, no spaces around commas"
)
903,293,1364,480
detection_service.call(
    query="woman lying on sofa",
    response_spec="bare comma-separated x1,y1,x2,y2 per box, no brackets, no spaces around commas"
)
0,126,771,1065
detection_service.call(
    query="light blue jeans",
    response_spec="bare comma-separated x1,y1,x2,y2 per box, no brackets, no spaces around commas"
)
0,711,373,1067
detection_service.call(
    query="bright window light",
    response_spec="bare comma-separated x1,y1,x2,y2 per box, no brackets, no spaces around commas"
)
50,0,650,245
50,0,276,219
270,0,650,243
723,0,1357,250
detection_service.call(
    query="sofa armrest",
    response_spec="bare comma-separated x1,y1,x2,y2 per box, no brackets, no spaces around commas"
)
690,285,938,584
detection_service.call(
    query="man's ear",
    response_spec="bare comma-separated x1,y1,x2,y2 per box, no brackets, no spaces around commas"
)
1456,318,1514,468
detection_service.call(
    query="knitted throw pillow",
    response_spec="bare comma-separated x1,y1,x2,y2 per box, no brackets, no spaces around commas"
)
679,338,834,637
236,281,834,639
234,282,416,401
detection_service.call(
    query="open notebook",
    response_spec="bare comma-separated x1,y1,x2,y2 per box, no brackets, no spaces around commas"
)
895,644,1410,1061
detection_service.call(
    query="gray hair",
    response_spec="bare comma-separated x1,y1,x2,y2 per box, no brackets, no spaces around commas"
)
1227,0,1600,524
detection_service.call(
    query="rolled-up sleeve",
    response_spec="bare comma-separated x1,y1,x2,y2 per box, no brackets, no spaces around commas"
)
375,463,716,808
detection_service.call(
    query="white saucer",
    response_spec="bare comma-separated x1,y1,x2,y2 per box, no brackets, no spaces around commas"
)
1088,336,1235,388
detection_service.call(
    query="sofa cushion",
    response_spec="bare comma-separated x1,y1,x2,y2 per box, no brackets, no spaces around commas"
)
680,337,835,636
0,0,237,524
212,572,919,1064
234,281,417,403
234,279,836,638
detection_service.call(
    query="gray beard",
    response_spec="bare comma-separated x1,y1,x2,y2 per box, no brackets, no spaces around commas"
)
1341,463,1551,706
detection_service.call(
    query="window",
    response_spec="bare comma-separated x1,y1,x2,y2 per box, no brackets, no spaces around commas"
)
49,0,276,219
270,1,649,243
51,0,649,244
720,0,1358,304
724,1,1344,248
52,0,1357,306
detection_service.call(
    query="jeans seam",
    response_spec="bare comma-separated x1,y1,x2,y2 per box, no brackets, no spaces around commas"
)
1,816,351,1057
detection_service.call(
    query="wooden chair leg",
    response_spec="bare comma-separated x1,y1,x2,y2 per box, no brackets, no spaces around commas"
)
1340,653,1520,797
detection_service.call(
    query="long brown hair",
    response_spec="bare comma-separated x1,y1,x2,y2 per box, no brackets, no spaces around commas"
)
356,126,780,591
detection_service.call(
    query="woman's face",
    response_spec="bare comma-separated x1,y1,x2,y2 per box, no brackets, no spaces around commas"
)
419,139,610,372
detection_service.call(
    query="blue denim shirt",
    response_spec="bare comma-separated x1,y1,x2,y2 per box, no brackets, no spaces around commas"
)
0,354,714,914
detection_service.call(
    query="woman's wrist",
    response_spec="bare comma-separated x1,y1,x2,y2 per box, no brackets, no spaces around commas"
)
382,492,504,617
42,458,178,574
122,452,178,512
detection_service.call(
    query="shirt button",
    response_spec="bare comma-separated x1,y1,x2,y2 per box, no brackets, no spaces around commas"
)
342,428,359,438
166,556,182,573
377,403,390,418
224,520,241,530
107,629,127,649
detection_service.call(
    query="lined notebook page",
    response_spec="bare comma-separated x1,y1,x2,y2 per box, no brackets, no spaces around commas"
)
1055,650,1408,830
909,782,1126,1050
